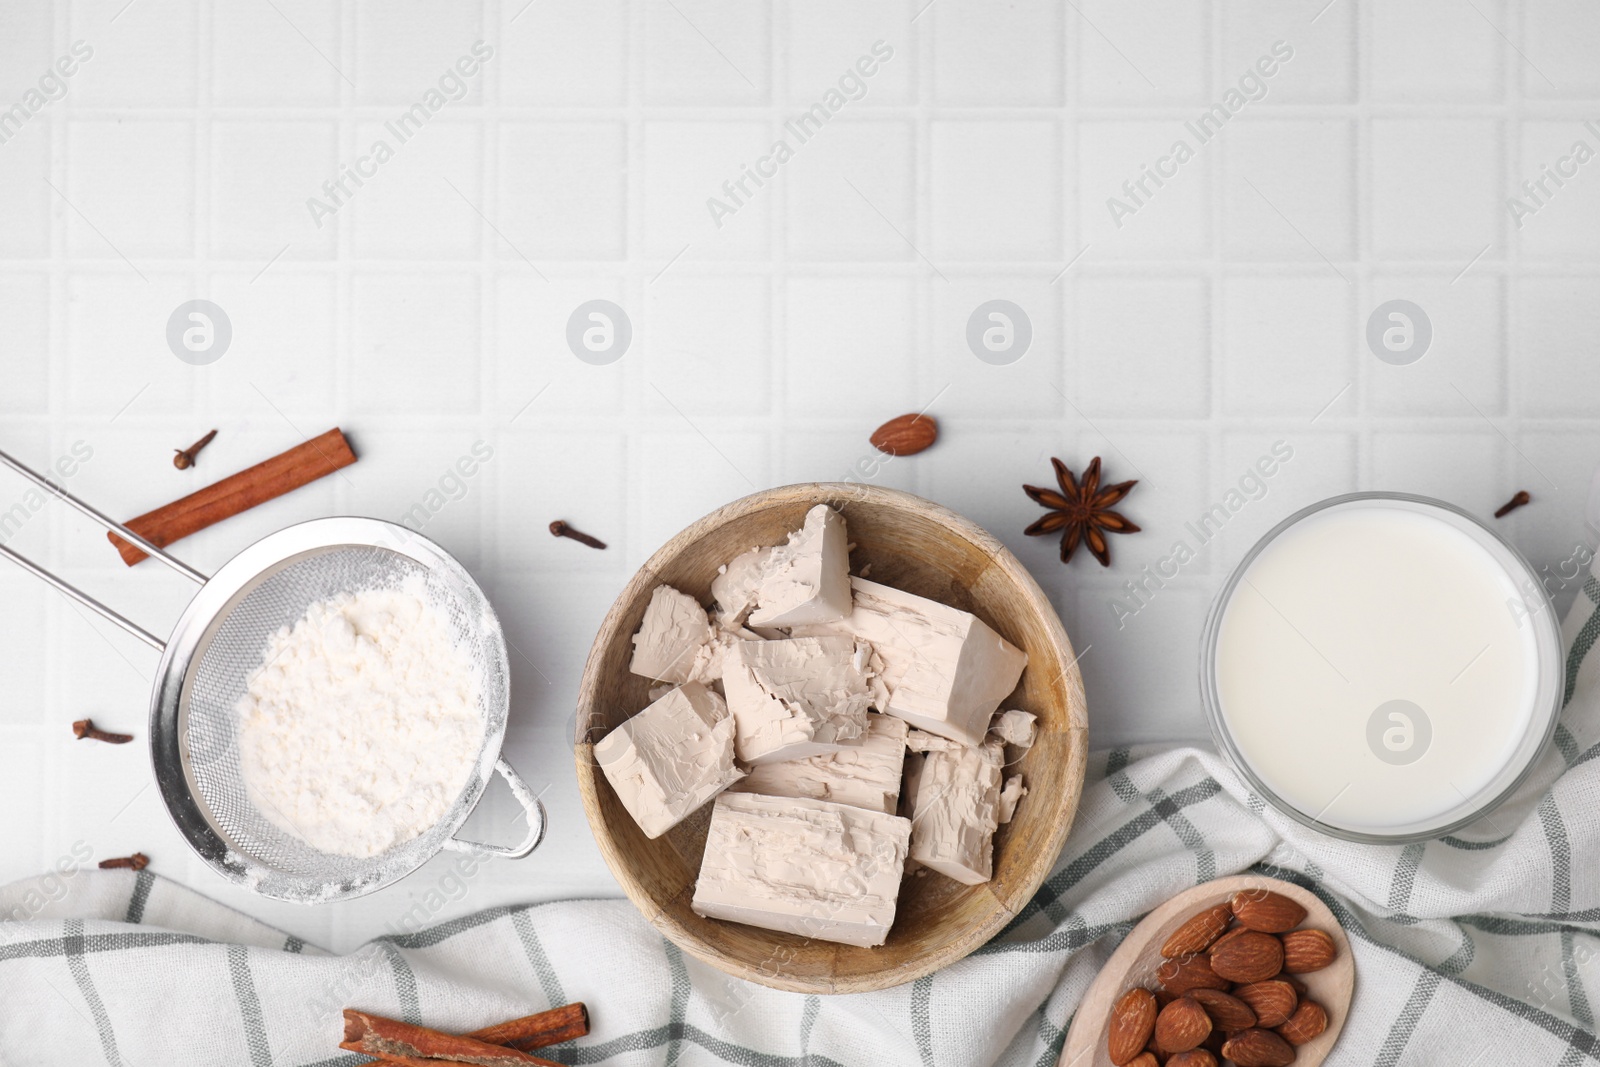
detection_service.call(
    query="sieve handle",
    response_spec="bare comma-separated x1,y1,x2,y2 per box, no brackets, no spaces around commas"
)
0,448,207,585
0,446,212,652
443,758,547,860
0,541,165,651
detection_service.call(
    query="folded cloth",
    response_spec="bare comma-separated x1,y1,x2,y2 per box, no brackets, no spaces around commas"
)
6,579,1600,1066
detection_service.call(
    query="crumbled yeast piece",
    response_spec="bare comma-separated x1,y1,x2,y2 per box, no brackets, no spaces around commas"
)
731,713,908,814
710,546,773,631
903,735,1004,885
747,505,853,628
721,636,874,764
628,586,713,684
682,627,756,688
630,584,771,691
793,578,1026,747
904,727,963,754
988,709,1038,750
997,774,1027,824
594,683,744,839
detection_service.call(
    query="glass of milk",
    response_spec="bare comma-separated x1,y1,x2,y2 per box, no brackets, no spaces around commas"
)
1200,493,1563,842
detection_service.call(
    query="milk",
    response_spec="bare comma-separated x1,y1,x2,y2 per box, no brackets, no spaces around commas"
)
1211,497,1553,838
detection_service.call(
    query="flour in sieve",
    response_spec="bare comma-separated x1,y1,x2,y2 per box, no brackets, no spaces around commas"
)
236,576,485,858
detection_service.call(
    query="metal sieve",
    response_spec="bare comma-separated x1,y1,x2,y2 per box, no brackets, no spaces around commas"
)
0,448,545,904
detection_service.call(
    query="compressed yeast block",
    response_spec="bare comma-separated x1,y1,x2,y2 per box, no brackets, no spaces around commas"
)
721,635,873,764
747,504,852,628
594,682,744,839
731,713,908,814
628,585,713,685
692,791,911,948
796,577,1026,746
902,732,1004,885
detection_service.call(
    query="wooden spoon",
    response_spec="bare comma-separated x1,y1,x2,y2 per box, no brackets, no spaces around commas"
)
1059,874,1355,1067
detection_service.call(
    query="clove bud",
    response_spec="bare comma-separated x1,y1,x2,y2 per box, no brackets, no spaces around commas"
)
99,853,149,871
73,718,133,744
1494,490,1531,519
549,520,606,550
173,429,218,470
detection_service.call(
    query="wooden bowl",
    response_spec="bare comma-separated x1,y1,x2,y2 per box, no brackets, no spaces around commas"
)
1059,875,1355,1067
574,483,1089,994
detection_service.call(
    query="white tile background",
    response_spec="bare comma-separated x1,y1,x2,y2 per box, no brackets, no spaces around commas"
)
2,0,1600,948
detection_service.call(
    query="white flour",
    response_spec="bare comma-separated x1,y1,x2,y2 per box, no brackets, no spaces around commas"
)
236,579,485,858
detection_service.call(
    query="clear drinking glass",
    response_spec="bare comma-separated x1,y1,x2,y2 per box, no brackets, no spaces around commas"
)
1199,492,1564,843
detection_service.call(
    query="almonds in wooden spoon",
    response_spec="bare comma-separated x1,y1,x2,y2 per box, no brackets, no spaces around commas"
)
1277,1000,1329,1045
1155,953,1230,994
1209,930,1284,984
1153,997,1211,1054
1230,889,1307,933
1106,987,1157,1065
1221,1028,1296,1067
1232,979,1298,1028
1280,928,1337,973
1160,902,1233,958
1099,890,1344,1066
1188,988,1256,1031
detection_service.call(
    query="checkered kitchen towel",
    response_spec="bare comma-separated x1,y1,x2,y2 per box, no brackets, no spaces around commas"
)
8,575,1600,1066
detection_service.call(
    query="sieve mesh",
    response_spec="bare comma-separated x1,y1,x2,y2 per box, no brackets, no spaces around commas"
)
178,543,509,900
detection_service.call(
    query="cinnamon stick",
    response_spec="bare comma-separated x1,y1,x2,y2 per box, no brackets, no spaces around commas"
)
471,1003,589,1051
108,429,357,566
340,1010,562,1067
340,1003,587,1067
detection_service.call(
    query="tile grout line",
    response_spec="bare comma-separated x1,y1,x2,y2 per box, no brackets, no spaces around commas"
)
43,0,73,872
196,0,213,420
334,0,355,522
1208,0,1226,515
914,0,934,501
1059,0,1076,432
1505,0,1525,492
1353,0,1371,489
625,0,646,572
480,0,496,575
769,2,786,484
39,101,1596,118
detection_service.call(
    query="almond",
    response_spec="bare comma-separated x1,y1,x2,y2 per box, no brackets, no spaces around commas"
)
1108,987,1158,1065
1280,928,1337,973
1276,999,1329,1045
869,413,938,456
1220,1028,1296,1067
1127,1054,1160,1067
1230,889,1307,933
1156,953,1231,994
1153,997,1211,1054
1167,1051,1218,1067
1231,980,1298,1028
1188,988,1257,1031
1161,903,1234,958
1208,930,1284,984
1210,924,1249,951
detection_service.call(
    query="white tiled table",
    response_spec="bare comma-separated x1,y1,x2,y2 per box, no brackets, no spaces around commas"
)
3,0,1599,951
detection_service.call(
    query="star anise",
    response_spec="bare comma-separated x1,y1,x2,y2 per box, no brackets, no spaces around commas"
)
1023,456,1140,566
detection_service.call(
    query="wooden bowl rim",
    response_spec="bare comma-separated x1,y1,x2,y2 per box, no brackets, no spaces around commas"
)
574,481,1088,994
1058,874,1355,1066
